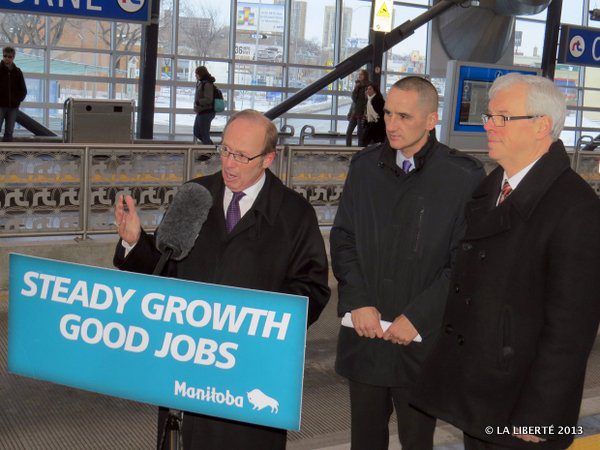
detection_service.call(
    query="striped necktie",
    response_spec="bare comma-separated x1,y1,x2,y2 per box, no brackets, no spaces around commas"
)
498,180,512,204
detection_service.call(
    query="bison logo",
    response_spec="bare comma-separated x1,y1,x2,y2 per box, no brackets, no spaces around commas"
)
247,388,279,413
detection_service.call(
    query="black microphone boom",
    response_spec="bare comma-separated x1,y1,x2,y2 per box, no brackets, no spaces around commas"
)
153,182,212,275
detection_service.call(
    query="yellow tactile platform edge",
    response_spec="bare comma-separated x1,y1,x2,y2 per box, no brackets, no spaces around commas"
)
569,434,600,449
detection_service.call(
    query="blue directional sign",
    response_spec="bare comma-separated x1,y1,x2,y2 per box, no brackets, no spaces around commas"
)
0,0,151,24
8,254,308,431
558,25,600,67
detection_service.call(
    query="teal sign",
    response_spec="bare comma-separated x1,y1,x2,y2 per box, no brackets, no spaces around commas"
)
8,254,308,430
1,0,151,24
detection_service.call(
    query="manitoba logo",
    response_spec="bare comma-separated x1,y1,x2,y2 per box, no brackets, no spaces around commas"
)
569,36,585,58
117,0,145,14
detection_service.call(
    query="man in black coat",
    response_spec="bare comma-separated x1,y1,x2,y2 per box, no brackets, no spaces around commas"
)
0,46,27,142
412,74,600,450
330,76,485,450
113,109,330,449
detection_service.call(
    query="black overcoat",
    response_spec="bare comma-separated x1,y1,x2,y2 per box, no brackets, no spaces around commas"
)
114,169,330,449
0,62,27,108
412,141,600,449
331,136,485,386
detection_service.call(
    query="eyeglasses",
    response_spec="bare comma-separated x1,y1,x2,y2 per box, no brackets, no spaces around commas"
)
481,113,543,127
217,145,266,164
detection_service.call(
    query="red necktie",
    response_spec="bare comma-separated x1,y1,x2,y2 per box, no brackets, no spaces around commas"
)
498,180,512,204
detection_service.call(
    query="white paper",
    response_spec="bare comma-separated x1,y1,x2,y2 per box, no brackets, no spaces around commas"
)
341,312,422,342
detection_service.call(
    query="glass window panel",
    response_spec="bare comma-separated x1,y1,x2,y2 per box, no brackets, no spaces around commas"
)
386,5,427,75
156,85,172,108
582,93,600,126
114,23,142,52
158,57,174,80
290,93,334,114
114,83,138,101
341,0,371,60
289,0,333,66
175,113,196,137
114,54,140,79
23,78,44,103
0,13,46,46
50,50,110,77
154,113,171,136
55,79,110,99
234,63,283,87
48,108,63,132
561,1,584,25
176,85,197,110
285,118,333,134
20,107,44,127
53,19,110,50
18,48,45,74
177,59,229,83
235,1,285,65
159,0,175,54
288,67,333,92
584,66,600,90
179,0,231,59
559,130,577,148
513,19,545,67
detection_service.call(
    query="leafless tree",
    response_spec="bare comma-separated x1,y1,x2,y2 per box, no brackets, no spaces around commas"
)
178,1,228,62
0,13,67,46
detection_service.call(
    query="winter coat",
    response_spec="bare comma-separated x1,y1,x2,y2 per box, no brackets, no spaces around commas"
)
194,76,215,114
411,141,600,449
0,61,27,108
331,135,485,386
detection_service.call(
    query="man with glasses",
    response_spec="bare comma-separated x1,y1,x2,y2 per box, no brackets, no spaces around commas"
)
412,73,600,450
0,46,27,142
114,109,330,449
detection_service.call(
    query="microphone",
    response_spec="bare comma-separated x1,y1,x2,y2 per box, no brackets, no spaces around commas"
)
153,182,212,275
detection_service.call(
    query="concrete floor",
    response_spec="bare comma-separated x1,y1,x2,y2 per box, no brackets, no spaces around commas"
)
2,283,600,449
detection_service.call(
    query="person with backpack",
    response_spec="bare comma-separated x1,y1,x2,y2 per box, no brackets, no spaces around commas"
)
193,66,216,144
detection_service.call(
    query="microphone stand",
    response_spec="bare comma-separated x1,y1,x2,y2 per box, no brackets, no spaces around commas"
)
152,247,184,450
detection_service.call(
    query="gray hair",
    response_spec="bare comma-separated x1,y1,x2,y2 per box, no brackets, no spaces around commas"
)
488,73,566,141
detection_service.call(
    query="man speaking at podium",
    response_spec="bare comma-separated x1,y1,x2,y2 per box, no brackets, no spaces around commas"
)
113,109,330,449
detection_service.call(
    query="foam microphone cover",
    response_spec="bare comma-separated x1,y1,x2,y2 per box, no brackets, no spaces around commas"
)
155,182,213,261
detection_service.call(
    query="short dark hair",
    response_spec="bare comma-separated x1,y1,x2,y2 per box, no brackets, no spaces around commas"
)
392,76,438,113
3,46,15,56
224,109,278,154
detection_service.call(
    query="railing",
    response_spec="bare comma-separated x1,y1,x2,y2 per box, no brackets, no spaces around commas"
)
1,143,599,238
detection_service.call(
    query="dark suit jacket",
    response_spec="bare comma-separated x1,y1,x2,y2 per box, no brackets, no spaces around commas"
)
114,168,330,449
412,141,600,449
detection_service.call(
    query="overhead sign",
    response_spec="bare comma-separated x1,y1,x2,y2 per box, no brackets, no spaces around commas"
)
373,0,393,33
558,25,600,67
8,254,308,431
0,0,152,24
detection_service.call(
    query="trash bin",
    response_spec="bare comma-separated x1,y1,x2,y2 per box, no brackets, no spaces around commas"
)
63,98,135,143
